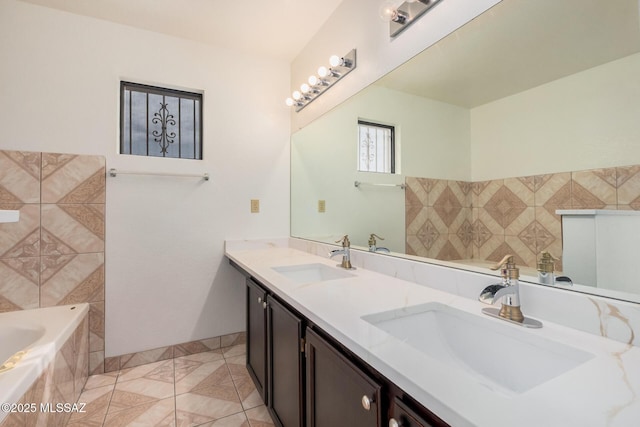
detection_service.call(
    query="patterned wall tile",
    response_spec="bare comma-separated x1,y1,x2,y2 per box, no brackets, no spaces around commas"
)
0,257,40,312
533,173,571,209
571,168,617,209
89,301,105,352
407,165,639,270
475,235,505,263
0,204,40,258
427,179,448,207
0,150,40,204
505,235,537,267
405,177,430,206
484,185,528,229
41,204,105,255
449,180,473,208
41,153,105,204
616,165,640,209
74,317,90,397
40,253,104,307
472,179,503,208
505,207,535,239
90,351,106,376
119,346,175,371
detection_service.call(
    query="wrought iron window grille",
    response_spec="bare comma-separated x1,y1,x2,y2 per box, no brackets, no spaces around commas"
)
120,81,203,160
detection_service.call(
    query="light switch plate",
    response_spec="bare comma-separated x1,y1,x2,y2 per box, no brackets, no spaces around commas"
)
318,200,326,213
250,199,260,213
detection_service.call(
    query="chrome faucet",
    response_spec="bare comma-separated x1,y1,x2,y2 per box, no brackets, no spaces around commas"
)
330,235,354,269
368,233,390,253
479,255,542,328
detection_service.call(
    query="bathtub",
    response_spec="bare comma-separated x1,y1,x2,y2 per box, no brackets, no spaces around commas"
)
0,304,89,425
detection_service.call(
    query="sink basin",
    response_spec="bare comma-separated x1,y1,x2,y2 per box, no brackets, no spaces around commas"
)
272,263,355,285
362,302,594,394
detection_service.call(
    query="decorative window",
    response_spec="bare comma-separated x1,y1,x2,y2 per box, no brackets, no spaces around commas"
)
357,120,395,173
120,81,202,159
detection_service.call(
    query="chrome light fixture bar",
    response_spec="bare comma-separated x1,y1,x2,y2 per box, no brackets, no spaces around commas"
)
286,49,357,112
381,0,443,38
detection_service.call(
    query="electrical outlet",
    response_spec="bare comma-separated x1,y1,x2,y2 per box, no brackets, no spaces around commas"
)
318,200,326,213
250,199,260,213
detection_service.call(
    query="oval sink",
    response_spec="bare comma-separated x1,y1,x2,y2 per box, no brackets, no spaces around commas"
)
272,263,355,285
362,302,594,395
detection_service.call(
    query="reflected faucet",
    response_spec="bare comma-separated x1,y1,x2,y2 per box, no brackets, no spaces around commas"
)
368,233,390,253
330,235,355,269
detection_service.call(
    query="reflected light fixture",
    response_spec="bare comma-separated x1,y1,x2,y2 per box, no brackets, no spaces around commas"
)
285,49,357,112
380,0,443,37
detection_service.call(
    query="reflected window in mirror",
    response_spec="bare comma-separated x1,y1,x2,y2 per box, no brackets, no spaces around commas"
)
357,120,396,174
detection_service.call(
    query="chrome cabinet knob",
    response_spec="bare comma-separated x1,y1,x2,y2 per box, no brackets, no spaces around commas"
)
262,301,267,309
257,297,262,303
389,418,400,427
361,394,374,411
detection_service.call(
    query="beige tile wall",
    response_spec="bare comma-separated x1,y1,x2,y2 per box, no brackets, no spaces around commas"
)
0,150,106,374
406,166,640,270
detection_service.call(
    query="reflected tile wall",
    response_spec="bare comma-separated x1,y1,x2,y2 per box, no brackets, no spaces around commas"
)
0,149,105,374
407,165,640,270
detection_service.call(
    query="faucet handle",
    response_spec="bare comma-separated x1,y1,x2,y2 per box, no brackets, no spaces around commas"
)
335,235,350,248
490,254,519,280
368,233,384,246
537,251,557,273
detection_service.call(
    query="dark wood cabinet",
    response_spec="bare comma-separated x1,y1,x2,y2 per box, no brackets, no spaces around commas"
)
389,397,438,427
234,261,448,427
246,278,267,401
305,328,382,427
267,296,304,427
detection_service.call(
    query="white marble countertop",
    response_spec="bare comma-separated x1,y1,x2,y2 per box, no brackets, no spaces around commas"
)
225,243,640,427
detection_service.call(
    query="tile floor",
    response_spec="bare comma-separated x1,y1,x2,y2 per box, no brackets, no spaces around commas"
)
67,344,275,427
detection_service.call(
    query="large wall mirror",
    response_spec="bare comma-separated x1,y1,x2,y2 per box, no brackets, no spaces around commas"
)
291,0,640,303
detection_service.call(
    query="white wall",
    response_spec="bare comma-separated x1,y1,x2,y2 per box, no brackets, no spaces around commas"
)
289,0,501,131
470,53,640,180
0,0,290,356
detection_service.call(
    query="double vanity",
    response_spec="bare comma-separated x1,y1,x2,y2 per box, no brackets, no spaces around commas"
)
225,238,640,427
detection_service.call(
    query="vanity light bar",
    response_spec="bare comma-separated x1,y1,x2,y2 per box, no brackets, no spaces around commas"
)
286,49,357,112
388,0,444,38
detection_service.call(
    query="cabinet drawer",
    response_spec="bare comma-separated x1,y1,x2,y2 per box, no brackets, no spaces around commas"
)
390,397,440,427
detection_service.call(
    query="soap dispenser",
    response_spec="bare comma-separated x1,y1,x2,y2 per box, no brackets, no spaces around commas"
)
537,251,556,285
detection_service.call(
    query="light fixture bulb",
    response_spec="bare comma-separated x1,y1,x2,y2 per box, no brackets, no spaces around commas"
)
300,83,310,93
329,55,342,67
292,91,301,100
379,1,398,23
317,66,328,78
308,75,318,86
285,98,294,107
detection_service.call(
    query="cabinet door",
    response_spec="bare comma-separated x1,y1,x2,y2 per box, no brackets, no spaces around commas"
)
306,329,382,427
246,278,267,402
268,296,304,427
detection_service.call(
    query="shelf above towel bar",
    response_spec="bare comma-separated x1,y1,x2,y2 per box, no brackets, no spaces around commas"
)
109,168,209,181
354,180,406,190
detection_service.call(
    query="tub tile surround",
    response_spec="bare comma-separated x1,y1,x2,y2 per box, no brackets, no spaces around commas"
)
406,165,640,271
227,238,640,426
0,310,89,427
66,344,274,427
0,149,106,374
